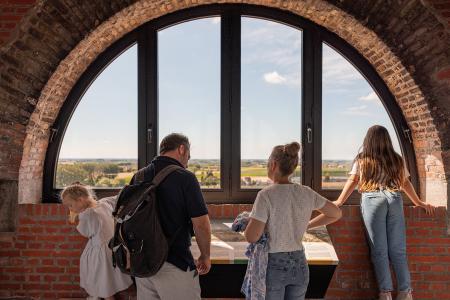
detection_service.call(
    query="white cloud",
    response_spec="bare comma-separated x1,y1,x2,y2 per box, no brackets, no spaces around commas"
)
264,71,287,84
359,91,382,105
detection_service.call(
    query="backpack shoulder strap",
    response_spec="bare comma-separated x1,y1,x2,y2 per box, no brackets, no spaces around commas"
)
134,167,147,184
151,165,183,187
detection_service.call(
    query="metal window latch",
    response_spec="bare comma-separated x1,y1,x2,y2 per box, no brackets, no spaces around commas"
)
49,127,58,143
307,125,312,144
403,128,412,143
147,124,153,144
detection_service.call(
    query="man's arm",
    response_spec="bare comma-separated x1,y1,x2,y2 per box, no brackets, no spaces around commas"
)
191,214,211,275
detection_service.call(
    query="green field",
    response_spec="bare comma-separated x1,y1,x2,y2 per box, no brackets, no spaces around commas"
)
56,159,351,189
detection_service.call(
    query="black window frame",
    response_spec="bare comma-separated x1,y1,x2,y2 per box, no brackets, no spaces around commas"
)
43,4,418,204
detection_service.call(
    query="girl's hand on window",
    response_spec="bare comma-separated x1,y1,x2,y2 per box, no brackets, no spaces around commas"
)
418,202,436,216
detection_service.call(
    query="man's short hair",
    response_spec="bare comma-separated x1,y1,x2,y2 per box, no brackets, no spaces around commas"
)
160,133,190,154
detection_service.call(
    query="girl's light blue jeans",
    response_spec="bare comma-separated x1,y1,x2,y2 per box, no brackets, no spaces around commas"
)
361,190,412,293
265,249,309,300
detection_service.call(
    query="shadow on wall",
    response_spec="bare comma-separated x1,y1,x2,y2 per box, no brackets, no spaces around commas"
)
0,180,17,232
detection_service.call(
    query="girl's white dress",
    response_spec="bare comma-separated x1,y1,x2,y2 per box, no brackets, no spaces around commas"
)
77,197,132,298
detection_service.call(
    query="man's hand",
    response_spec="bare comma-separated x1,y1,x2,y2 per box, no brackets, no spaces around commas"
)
195,255,211,275
192,215,211,275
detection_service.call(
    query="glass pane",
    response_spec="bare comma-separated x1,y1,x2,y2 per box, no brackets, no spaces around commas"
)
158,17,221,189
241,18,302,189
56,45,138,188
322,43,402,190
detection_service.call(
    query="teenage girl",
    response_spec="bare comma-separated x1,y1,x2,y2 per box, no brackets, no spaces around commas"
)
334,125,435,300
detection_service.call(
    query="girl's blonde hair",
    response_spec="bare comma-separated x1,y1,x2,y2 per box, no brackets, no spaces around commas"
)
269,142,301,177
61,183,96,223
357,125,405,192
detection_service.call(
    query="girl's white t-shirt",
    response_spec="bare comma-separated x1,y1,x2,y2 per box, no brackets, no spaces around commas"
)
349,159,410,189
250,183,327,253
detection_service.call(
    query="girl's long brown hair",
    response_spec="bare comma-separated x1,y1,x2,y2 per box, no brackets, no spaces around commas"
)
357,125,405,192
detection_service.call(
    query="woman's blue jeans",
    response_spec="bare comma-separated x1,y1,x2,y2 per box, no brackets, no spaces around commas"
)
265,250,309,300
361,190,412,293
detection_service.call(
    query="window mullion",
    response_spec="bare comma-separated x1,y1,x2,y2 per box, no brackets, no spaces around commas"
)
138,24,158,169
312,30,323,192
221,12,231,201
227,11,241,202
302,28,315,189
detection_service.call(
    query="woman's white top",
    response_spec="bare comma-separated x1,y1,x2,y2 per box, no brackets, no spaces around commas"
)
250,183,327,253
77,197,132,297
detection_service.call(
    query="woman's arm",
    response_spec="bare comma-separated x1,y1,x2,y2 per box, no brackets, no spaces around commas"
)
402,178,435,215
333,174,359,207
244,218,266,243
308,201,342,229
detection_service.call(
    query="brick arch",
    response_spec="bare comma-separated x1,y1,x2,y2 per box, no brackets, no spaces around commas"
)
6,0,447,206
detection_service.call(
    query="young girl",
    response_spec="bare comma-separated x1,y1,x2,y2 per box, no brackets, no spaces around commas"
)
244,142,342,300
61,183,133,300
334,125,435,300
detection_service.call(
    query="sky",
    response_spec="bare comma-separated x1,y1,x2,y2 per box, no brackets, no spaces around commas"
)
59,16,401,161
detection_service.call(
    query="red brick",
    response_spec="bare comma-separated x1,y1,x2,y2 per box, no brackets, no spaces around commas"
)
39,220,67,226
28,275,40,282
52,250,80,257
35,267,64,273
222,204,233,218
52,283,79,290
66,267,79,274
430,264,446,272
21,250,48,257
0,283,20,289
39,235,66,242
0,251,19,257
22,283,51,290
58,275,72,282
43,275,57,282
42,259,54,266
30,227,44,234
18,218,35,225
16,234,36,241
0,241,13,249
67,235,86,242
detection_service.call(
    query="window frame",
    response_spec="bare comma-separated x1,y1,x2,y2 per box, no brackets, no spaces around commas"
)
43,4,417,204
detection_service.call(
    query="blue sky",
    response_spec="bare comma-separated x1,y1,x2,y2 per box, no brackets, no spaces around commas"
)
59,17,401,161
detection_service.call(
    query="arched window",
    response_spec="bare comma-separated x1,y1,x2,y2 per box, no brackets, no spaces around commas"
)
55,45,137,189
44,5,417,203
322,43,402,190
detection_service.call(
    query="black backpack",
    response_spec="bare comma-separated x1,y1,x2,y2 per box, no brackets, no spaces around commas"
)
109,164,182,277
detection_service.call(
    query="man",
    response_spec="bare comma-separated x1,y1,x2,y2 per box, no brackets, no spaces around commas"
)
131,133,211,300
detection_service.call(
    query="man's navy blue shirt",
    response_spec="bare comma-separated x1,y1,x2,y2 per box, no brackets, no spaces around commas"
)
130,156,208,272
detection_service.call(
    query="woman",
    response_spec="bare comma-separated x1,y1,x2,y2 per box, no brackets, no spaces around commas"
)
244,142,342,300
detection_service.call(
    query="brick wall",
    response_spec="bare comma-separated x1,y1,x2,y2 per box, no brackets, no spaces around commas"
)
0,0,37,45
0,0,447,209
1,204,449,299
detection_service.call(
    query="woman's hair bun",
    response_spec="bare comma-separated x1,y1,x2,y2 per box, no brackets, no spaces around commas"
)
285,142,301,157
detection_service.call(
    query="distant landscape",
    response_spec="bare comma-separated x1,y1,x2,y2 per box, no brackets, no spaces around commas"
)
56,159,353,189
